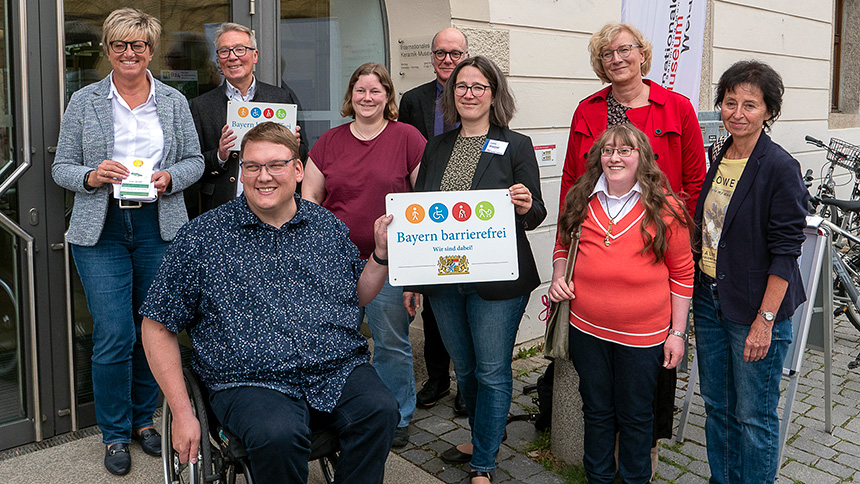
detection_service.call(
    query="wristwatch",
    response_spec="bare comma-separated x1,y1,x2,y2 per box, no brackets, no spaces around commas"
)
668,329,687,341
758,309,775,322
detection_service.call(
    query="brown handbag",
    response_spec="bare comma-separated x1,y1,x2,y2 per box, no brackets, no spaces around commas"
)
543,225,582,360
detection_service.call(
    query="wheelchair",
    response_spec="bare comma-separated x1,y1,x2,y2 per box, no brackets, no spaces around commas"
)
162,368,339,484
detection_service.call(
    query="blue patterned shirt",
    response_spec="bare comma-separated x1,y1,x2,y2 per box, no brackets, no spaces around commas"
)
140,194,370,412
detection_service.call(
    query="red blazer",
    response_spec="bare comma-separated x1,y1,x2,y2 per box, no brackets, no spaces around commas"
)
559,80,706,217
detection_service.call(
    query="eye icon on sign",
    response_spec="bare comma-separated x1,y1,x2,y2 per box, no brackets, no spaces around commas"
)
250,107,262,118
429,203,448,223
406,204,425,223
452,202,471,221
132,159,144,167
475,201,494,220
263,108,274,118
238,107,249,117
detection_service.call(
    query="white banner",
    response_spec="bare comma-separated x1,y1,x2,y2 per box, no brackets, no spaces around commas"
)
385,189,519,287
622,0,706,106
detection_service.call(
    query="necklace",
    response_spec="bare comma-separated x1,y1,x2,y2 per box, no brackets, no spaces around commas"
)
601,195,633,247
352,120,388,141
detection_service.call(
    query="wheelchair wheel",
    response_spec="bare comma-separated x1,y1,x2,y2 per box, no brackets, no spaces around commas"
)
162,369,218,484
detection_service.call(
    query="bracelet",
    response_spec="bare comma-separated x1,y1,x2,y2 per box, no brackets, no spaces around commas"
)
668,329,688,341
372,251,388,266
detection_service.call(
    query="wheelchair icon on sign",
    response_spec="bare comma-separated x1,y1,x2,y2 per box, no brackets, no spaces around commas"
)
428,203,448,223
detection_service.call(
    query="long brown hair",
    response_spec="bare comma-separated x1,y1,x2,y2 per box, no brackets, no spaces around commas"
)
557,124,691,262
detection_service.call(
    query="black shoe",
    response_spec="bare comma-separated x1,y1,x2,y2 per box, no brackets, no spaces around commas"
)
468,469,493,482
104,443,131,475
416,379,450,408
132,427,162,457
391,426,409,449
454,392,468,417
440,445,472,464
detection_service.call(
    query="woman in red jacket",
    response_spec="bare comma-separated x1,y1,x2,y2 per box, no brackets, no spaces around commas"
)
560,22,705,217
550,124,693,484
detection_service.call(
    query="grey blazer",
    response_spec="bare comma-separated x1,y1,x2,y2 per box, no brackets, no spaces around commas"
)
52,75,204,246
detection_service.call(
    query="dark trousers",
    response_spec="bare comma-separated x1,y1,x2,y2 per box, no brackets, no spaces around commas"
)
569,329,662,484
422,299,452,382
209,363,398,484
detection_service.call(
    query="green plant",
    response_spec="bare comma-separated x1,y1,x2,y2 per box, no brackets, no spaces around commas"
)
515,342,545,360
524,430,588,483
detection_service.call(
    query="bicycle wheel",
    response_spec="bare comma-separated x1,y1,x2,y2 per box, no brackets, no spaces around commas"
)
833,248,860,332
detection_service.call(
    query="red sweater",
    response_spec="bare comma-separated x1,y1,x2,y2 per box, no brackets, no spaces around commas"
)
553,197,694,347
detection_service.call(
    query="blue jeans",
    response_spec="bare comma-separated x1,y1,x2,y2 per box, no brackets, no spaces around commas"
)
693,279,792,484
569,328,662,484
428,284,528,472
209,363,398,484
71,202,168,445
363,277,415,428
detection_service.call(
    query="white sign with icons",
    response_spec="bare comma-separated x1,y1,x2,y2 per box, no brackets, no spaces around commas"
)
385,189,518,286
225,101,298,150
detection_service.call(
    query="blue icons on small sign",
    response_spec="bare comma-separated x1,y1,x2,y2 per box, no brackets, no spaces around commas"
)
250,107,262,118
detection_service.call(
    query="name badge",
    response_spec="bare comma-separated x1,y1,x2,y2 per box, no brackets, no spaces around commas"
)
482,139,509,155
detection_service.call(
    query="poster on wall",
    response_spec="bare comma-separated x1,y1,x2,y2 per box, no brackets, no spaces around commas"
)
385,189,518,286
622,0,706,106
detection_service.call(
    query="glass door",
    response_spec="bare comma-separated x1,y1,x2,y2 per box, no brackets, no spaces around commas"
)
0,0,42,450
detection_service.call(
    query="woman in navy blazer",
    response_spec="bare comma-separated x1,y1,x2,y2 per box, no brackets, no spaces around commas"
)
404,56,545,484
693,60,808,484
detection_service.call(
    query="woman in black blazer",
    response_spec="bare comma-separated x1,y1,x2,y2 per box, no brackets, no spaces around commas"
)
693,60,808,484
403,56,545,484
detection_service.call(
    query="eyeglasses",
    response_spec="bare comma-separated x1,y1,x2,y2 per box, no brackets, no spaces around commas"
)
109,40,149,54
433,49,465,61
598,44,640,62
215,46,256,59
600,147,639,157
240,158,296,176
454,83,490,98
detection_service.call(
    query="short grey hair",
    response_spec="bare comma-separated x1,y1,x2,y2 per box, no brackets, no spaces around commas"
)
214,22,257,49
102,8,162,55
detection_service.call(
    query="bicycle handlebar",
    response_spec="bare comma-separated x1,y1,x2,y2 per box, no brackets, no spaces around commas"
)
805,135,826,148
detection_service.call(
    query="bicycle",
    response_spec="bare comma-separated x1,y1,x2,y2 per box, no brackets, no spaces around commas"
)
803,135,860,225
804,135,860,341
818,216,860,369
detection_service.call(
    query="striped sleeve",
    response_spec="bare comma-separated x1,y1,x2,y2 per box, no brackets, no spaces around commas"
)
665,209,694,299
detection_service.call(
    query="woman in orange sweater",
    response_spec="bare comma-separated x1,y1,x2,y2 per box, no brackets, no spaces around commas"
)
549,124,693,484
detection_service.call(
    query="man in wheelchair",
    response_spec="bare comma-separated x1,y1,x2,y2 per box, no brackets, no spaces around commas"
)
140,122,399,483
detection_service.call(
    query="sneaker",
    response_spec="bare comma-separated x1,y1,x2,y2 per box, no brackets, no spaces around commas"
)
391,426,409,449
416,379,450,408
104,443,131,475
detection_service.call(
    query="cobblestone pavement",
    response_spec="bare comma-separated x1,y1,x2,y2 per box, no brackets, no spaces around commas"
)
402,316,860,484
394,354,565,484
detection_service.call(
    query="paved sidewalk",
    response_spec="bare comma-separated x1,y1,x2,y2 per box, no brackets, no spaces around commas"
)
5,315,860,483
